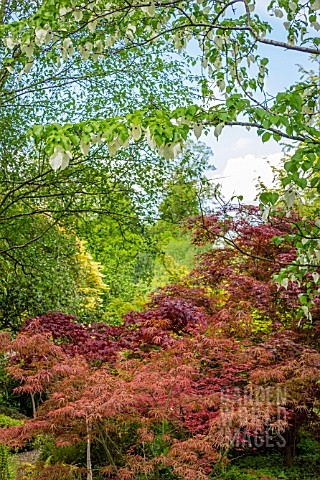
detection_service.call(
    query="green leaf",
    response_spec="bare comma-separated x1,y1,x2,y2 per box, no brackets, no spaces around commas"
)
33,124,44,137
290,92,303,111
310,177,320,188
295,178,307,189
261,131,272,142
260,192,279,205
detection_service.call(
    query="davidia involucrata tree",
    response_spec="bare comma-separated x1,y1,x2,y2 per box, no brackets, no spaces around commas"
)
0,0,318,168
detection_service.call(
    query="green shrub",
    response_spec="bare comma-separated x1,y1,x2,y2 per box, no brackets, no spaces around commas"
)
16,462,84,480
0,444,15,480
0,414,23,428
0,414,22,479
211,433,320,480
39,437,86,467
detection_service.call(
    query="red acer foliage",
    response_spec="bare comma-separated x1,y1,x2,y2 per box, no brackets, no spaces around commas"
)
0,206,319,479
184,205,320,335
20,298,209,365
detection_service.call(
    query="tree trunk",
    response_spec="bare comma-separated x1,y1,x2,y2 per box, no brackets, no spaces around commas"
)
284,428,296,467
86,417,93,480
30,393,36,418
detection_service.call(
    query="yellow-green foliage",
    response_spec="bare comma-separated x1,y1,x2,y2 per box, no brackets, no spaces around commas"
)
0,444,14,480
151,253,190,289
150,233,198,289
250,309,273,333
0,415,23,428
75,238,107,313
102,283,149,324
0,415,22,480
0,418,20,480
18,462,83,480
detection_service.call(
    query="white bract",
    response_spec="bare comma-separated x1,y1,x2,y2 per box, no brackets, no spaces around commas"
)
79,43,92,61
21,43,34,59
88,19,98,33
158,142,180,160
145,127,157,149
193,122,203,139
108,139,122,157
80,140,90,155
131,124,142,141
49,147,71,171
214,123,224,139
4,37,16,50
73,10,83,21
23,61,34,74
35,28,49,46
311,0,320,10
284,189,296,209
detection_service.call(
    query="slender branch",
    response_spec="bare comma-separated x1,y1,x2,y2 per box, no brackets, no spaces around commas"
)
0,206,69,255
30,393,36,418
86,417,93,480
196,206,320,269
251,31,319,56
203,118,314,143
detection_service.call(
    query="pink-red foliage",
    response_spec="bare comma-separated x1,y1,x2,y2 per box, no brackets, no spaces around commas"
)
1,206,320,479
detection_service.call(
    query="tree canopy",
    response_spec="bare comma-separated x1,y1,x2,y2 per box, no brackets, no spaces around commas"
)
0,2,319,308
0,0,318,167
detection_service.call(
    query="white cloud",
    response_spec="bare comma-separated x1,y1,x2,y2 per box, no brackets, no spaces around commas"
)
205,125,282,171
208,152,282,203
233,137,253,150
